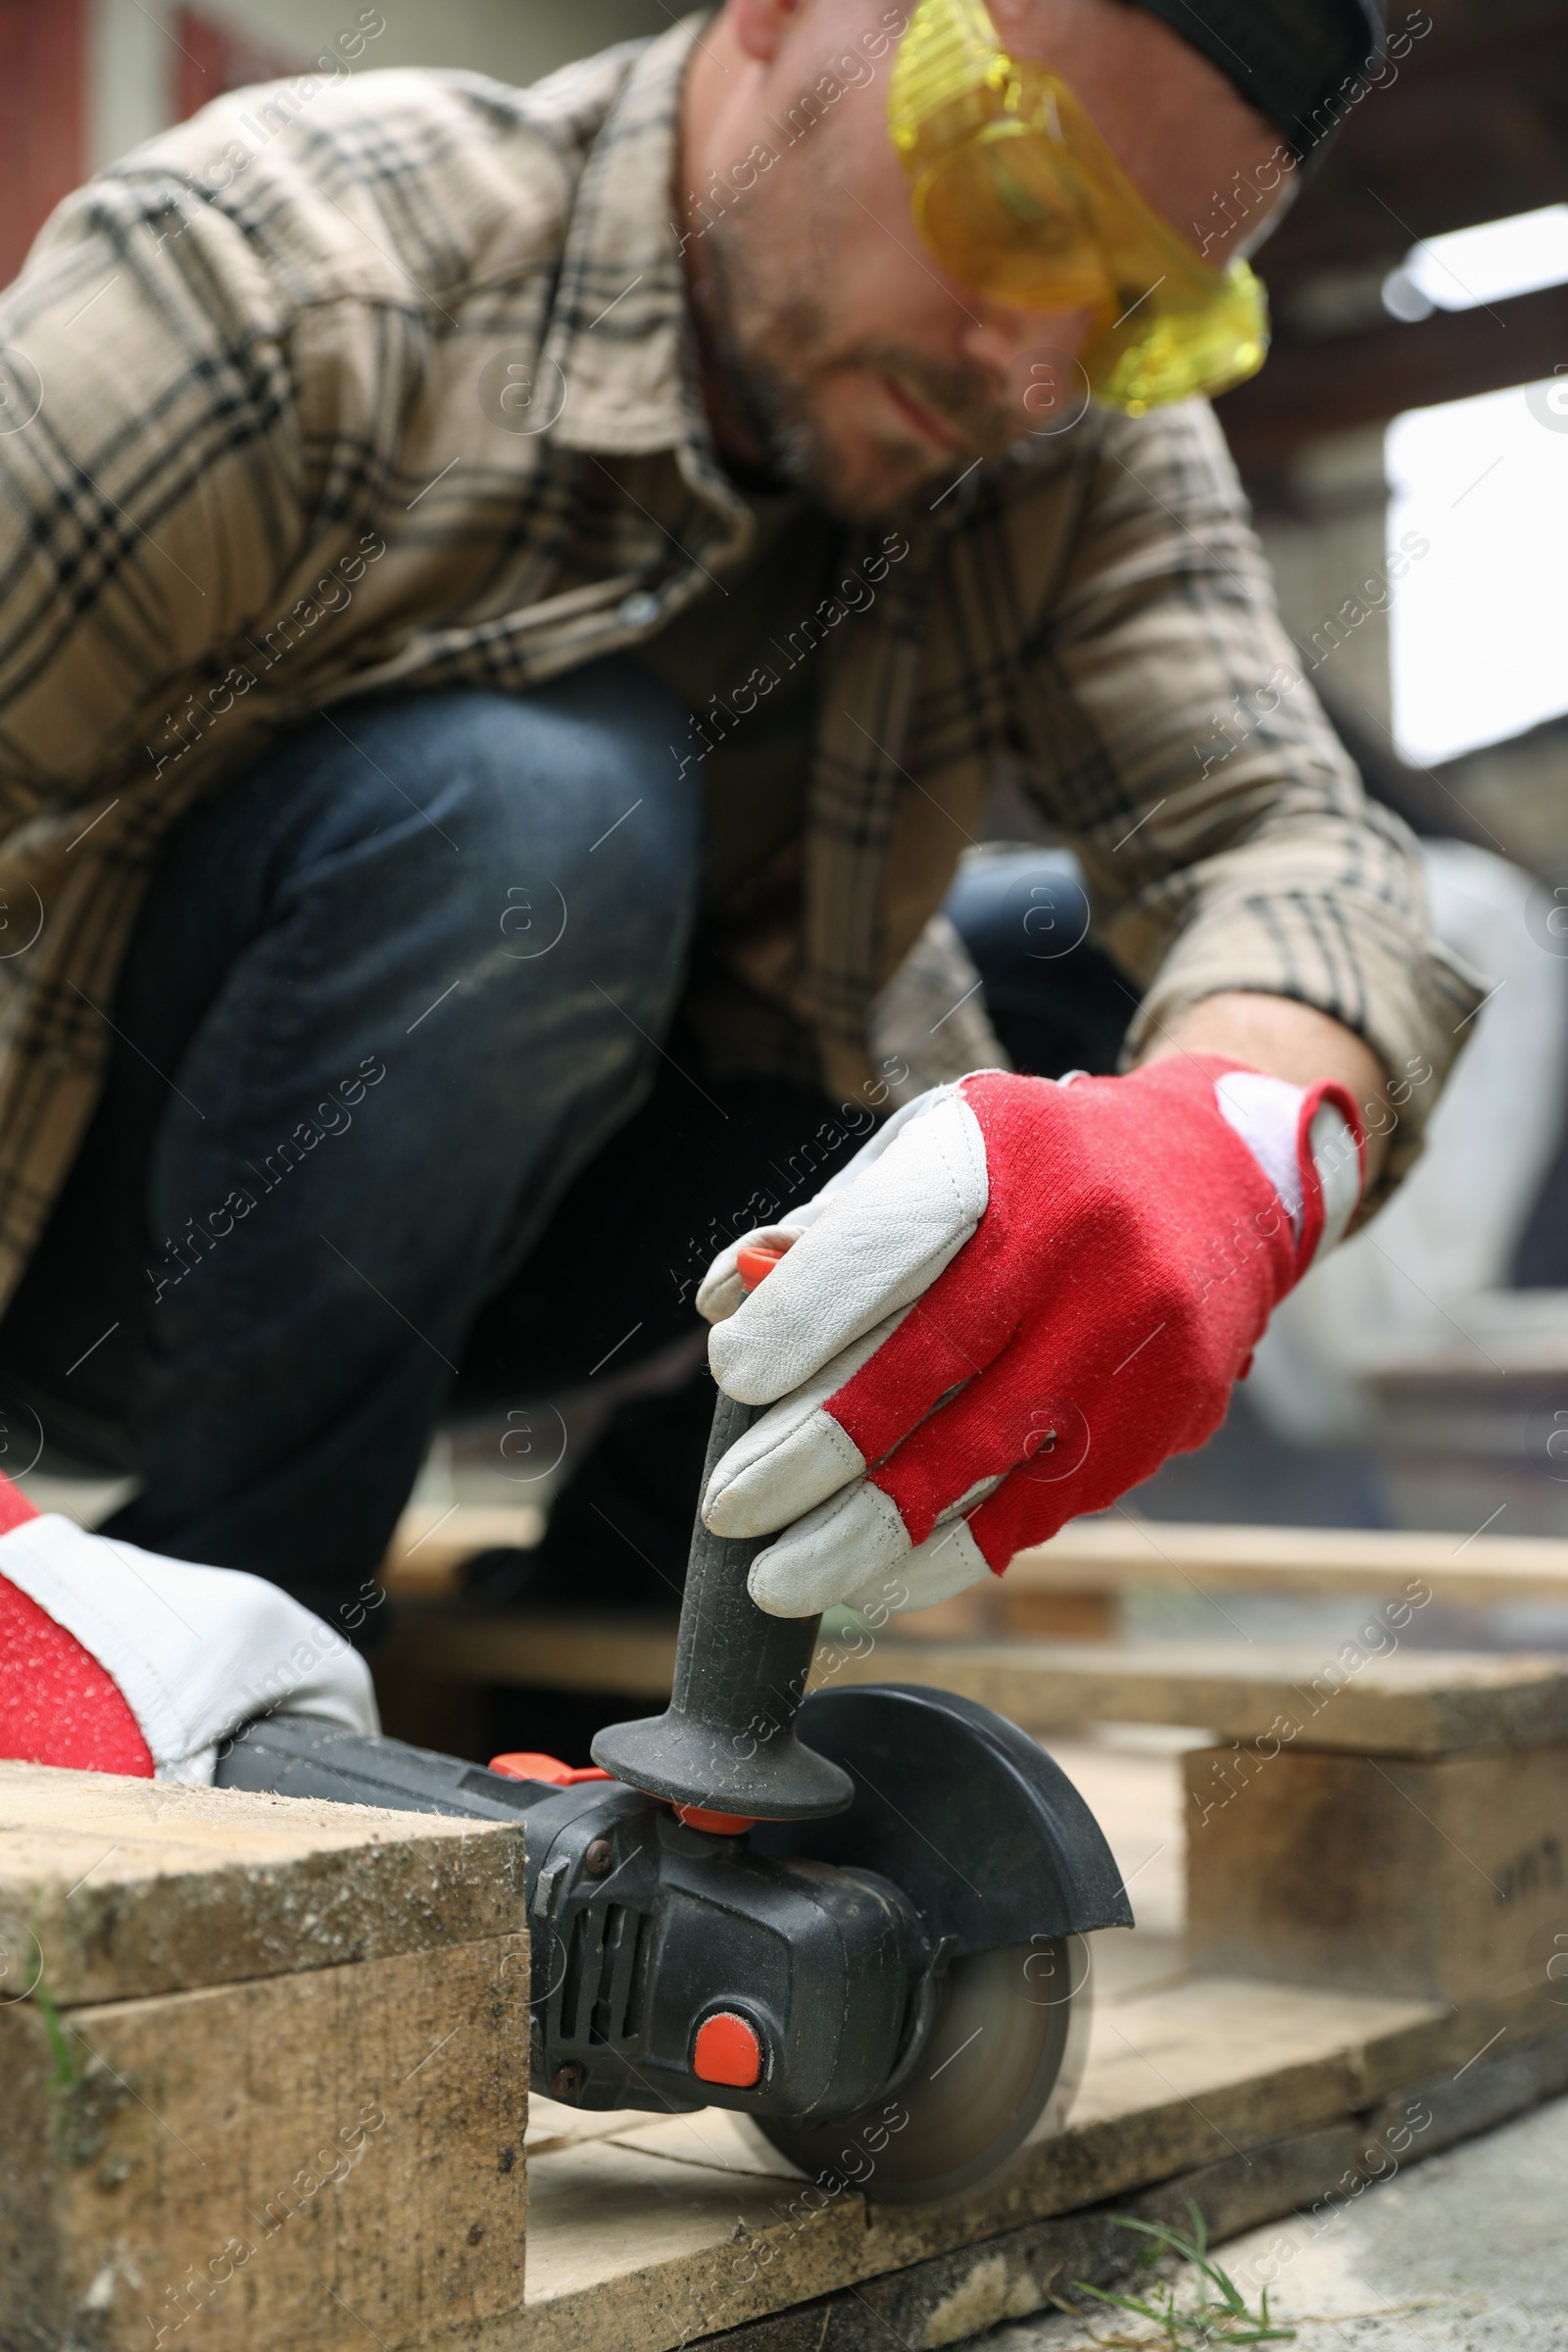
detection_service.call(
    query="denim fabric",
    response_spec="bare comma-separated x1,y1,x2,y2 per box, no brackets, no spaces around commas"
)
0,662,701,1615
943,851,1133,1082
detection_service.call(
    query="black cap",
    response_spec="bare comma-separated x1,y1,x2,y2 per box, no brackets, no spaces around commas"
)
1123,0,1385,158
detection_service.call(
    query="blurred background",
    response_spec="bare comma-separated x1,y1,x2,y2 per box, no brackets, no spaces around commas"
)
3,0,1568,1568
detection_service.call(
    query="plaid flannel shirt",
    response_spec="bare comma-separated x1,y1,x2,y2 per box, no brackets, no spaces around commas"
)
0,16,1479,1313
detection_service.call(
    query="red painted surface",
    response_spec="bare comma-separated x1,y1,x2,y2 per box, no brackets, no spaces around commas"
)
0,0,86,290
672,1802,759,1836
174,10,304,122
488,1751,613,1787
692,2011,764,2088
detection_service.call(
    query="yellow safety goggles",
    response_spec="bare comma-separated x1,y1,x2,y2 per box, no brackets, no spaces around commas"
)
887,0,1269,415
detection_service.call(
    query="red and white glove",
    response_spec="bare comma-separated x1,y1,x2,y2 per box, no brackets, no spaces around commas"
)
698,1058,1363,1620
0,1481,377,1783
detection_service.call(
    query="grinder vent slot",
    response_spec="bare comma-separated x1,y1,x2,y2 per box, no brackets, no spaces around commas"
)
560,1909,590,2041
619,1910,652,2042
589,1904,645,2045
560,1902,651,2047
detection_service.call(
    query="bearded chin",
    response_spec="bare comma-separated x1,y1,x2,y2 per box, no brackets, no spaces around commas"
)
697,237,918,520
708,338,938,520
697,226,1025,520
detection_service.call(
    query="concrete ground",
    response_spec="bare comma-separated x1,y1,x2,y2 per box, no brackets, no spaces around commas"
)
979,2090,1568,2352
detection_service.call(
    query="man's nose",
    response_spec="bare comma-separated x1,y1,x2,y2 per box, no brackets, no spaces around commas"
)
958,304,1096,417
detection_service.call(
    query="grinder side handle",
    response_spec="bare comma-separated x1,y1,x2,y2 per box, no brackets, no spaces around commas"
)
591,1246,853,1819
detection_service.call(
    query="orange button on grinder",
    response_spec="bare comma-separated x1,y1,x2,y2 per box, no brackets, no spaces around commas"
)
692,2010,765,2088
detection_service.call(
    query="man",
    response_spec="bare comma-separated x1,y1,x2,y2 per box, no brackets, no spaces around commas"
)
0,0,1477,1775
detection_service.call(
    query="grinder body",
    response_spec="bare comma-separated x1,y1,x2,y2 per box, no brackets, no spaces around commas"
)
219,1712,926,2117
218,1383,1131,2198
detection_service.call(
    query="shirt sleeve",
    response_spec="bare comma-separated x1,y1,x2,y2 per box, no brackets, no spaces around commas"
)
0,166,303,813
1013,398,1485,1201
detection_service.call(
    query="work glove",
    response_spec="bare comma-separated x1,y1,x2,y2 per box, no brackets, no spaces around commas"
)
698,1058,1363,1621
0,1479,377,1782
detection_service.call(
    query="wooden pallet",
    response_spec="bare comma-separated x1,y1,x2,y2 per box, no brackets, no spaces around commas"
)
1,1762,529,2352
510,1960,1568,2352
8,1733,1568,2352
382,1506,1568,1648
490,1698,1568,2349
375,1604,1568,1755
383,1507,1568,1611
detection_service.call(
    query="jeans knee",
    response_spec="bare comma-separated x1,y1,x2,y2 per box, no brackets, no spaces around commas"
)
283,666,694,998
420,665,697,956
945,850,1093,982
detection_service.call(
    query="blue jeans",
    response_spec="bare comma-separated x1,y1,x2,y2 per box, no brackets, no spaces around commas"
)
0,662,709,1614
0,665,1128,1622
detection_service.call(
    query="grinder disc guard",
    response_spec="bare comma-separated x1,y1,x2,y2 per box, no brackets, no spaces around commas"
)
746,1684,1128,2201
746,1936,1090,2205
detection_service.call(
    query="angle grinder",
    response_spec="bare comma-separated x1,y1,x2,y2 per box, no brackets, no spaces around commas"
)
218,1256,1132,2204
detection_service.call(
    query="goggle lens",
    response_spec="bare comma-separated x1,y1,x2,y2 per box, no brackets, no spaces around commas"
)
889,0,1269,415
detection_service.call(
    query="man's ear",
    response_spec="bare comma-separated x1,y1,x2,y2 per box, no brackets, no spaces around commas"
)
726,0,805,67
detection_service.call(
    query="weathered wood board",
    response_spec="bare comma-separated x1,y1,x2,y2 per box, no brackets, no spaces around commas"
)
0,1759,526,2002
501,1955,1568,2352
1186,1737,1568,1999
0,1763,530,2352
383,1506,1568,1611
377,1606,1568,1754
1010,1515,1568,1606
679,2012,1568,2352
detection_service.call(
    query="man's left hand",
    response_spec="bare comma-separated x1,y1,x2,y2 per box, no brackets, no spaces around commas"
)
698,1057,1363,1622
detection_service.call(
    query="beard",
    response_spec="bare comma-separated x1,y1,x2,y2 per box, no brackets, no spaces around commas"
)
698,223,1024,521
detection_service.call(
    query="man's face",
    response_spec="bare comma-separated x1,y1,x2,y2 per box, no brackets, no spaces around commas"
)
681,0,1290,520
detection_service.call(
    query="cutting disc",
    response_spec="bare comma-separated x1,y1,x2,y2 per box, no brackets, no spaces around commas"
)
748,1933,1090,2206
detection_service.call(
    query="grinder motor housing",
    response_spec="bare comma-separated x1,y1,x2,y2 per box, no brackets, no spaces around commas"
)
219,1380,1131,2180
219,1680,1130,2128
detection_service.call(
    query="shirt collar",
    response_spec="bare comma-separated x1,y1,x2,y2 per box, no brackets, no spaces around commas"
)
545,13,718,465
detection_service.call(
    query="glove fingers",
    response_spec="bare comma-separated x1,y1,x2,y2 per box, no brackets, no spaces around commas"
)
709,1092,988,1405
747,1470,1003,1623
702,1312,906,1538
862,1321,1065,1548
841,1514,991,1619
747,1484,911,1619
698,1085,973,1328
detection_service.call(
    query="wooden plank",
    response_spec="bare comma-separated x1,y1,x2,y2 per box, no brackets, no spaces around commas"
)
384,1508,1568,1609
697,2018,1568,2352
0,1765,530,2351
1186,1739,1568,2000
388,1608,1568,1755
386,1504,546,1599
822,1640,1568,1755
1217,279,1568,472
496,1970,1568,2352
1010,1518,1568,1607
4,1935,529,2352
0,1759,526,2003
1001,1590,1119,1642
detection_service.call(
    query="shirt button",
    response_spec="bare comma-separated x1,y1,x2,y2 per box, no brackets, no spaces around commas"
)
617,590,662,629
